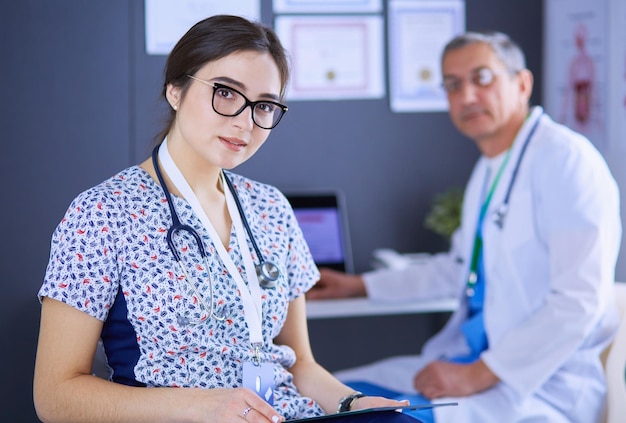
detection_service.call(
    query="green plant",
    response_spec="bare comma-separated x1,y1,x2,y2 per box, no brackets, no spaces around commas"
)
424,187,463,240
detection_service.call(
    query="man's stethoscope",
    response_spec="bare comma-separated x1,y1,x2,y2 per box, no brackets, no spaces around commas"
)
490,111,543,229
151,144,281,324
466,111,543,297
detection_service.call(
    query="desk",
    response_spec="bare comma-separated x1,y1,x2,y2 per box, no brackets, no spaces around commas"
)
305,297,458,371
306,297,459,320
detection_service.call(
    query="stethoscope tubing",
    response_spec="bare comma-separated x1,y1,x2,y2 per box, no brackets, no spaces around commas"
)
492,111,543,228
152,147,207,262
500,112,543,209
222,171,266,266
151,145,279,290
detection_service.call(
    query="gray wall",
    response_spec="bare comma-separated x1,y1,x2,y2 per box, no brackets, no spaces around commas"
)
0,1,543,421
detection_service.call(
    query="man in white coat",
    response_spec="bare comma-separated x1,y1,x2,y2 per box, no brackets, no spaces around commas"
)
307,31,621,422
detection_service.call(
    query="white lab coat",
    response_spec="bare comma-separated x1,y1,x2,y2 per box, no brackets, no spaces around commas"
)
337,107,622,423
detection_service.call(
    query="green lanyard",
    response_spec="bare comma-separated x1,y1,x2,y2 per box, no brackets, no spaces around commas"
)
466,149,512,297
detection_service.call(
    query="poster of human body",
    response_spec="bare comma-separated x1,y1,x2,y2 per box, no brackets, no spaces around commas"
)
544,0,608,152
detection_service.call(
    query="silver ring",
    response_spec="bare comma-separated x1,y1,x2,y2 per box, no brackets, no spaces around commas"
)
243,406,253,419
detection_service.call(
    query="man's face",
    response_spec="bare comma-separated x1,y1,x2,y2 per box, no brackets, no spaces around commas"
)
441,42,531,156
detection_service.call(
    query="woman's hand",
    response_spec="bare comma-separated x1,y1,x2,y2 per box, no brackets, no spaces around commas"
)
181,387,284,423
34,298,285,423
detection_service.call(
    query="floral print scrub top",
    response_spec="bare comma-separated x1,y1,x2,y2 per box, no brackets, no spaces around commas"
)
39,166,324,419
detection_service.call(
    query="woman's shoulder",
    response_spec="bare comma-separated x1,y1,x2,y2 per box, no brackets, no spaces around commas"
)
224,172,289,208
69,166,156,213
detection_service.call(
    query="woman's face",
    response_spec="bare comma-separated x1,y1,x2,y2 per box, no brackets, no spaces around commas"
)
166,50,283,173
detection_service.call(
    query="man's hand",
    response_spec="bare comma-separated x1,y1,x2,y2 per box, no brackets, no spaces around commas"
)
306,268,367,300
413,359,499,399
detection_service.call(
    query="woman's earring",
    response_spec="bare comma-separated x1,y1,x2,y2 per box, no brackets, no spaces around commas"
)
172,104,178,111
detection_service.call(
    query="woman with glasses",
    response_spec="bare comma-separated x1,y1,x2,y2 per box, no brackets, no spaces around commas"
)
33,15,419,423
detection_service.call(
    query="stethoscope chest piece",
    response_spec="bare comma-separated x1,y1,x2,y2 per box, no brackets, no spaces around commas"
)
152,143,282,326
222,171,283,288
492,204,508,230
256,261,280,289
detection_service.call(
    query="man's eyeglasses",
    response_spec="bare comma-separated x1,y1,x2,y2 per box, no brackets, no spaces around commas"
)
187,75,288,129
441,67,518,94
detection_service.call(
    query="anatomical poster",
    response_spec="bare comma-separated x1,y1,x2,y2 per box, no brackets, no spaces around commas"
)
543,0,609,152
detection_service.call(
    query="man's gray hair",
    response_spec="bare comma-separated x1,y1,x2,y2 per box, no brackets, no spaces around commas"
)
442,31,527,72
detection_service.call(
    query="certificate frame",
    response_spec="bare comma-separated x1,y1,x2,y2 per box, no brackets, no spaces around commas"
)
273,0,382,14
388,0,465,113
275,15,385,101
144,0,261,55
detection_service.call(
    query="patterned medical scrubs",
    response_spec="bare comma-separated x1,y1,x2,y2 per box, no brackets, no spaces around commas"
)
39,166,324,420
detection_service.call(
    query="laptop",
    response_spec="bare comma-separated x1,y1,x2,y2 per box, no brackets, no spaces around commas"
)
286,191,354,274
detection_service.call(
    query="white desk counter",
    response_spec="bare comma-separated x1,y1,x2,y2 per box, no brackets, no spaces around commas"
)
306,297,459,320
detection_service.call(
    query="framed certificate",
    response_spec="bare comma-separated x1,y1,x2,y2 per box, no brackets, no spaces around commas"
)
388,0,465,112
275,15,385,100
273,0,382,14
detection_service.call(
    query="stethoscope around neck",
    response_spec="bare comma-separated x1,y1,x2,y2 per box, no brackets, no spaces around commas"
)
490,111,543,229
466,111,543,297
150,146,280,320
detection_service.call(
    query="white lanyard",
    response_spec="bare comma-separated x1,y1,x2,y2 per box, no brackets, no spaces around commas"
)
158,140,265,348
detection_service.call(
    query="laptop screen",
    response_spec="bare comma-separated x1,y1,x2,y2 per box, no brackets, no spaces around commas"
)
286,192,354,273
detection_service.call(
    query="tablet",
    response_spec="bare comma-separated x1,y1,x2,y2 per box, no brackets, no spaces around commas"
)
286,403,458,422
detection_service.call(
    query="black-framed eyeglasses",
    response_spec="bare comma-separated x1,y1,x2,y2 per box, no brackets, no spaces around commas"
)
441,67,518,94
187,75,288,129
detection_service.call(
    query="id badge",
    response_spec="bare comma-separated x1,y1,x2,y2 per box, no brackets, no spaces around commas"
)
242,361,275,405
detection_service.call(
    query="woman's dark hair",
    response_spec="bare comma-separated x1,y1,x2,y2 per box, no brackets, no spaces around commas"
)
155,15,290,144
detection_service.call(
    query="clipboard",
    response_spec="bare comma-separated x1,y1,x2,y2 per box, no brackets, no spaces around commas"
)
286,402,458,422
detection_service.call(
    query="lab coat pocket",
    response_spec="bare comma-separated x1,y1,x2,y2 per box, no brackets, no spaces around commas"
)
484,189,542,309
493,190,536,253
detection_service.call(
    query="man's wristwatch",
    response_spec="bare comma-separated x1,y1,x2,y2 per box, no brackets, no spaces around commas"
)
337,391,365,413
